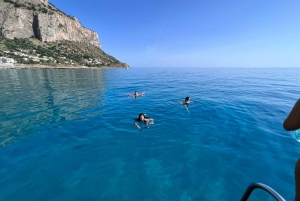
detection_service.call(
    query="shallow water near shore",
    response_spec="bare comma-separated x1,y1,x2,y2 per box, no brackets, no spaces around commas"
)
0,67,299,201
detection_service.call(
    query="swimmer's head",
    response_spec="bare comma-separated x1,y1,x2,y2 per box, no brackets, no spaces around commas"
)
185,97,190,101
139,113,145,121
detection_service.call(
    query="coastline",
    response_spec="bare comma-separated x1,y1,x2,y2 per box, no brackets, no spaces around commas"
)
0,64,130,69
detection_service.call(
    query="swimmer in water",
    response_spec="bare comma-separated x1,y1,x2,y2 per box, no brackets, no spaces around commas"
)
134,113,154,129
127,91,145,98
181,97,191,114
182,97,191,107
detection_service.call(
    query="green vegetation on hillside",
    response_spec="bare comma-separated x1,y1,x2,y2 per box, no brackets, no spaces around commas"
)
0,36,127,67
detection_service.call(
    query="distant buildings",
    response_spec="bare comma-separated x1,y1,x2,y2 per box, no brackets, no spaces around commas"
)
1,49,56,65
1,48,107,66
0,57,16,64
84,58,103,65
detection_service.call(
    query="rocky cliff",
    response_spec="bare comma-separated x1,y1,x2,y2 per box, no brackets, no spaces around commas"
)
0,0,101,48
0,0,128,68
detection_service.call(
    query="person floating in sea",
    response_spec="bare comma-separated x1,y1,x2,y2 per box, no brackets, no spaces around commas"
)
134,113,154,129
127,91,145,98
283,98,300,201
181,97,191,107
180,97,191,114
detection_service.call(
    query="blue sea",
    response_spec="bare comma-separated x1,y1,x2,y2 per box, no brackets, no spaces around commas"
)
0,67,299,201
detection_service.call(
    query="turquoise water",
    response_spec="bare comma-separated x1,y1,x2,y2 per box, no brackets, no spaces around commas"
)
0,68,299,201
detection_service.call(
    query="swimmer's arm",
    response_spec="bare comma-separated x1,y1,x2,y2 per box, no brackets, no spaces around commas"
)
134,121,141,129
283,99,300,131
145,118,154,124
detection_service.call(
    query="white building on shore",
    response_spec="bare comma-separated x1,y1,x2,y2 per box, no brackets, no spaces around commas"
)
0,57,16,66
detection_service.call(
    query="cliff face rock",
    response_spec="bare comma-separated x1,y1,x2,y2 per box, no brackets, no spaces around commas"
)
2,8,34,39
35,13,101,48
0,0,101,48
10,0,48,5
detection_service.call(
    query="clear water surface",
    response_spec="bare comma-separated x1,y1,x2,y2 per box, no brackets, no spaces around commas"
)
0,68,299,201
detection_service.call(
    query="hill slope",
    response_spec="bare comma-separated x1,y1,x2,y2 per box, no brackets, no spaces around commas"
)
0,0,128,68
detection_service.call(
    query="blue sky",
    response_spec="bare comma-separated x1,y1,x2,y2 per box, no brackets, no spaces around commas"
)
49,0,300,68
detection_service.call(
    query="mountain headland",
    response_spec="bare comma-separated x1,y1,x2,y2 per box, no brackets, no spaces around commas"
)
0,0,129,68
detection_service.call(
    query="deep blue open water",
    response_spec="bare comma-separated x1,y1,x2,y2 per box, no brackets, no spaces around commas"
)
0,67,299,201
